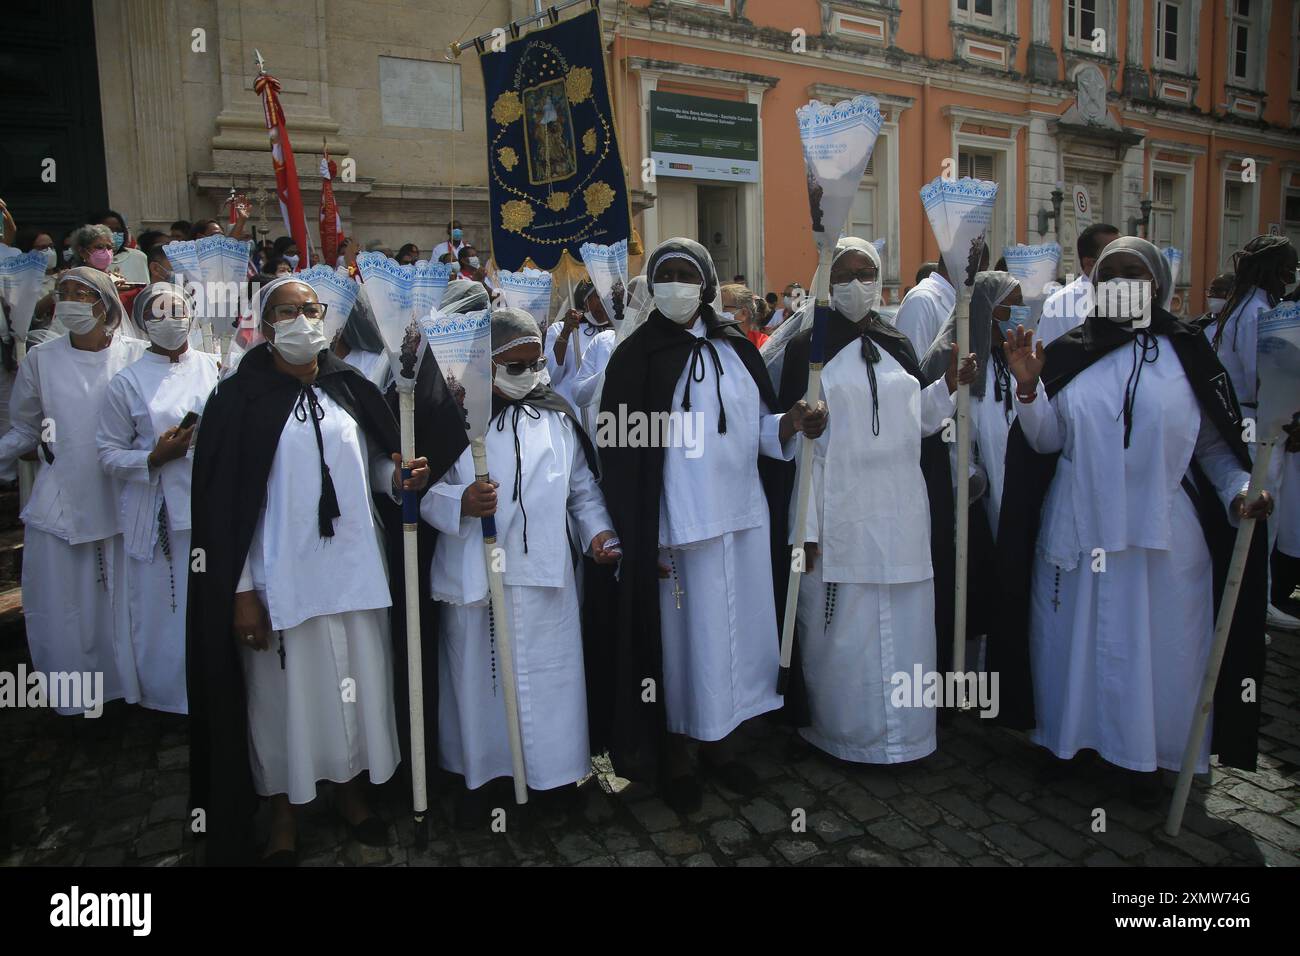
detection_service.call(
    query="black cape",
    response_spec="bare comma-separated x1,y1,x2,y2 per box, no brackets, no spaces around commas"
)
593,308,783,781
379,353,470,798
768,308,957,723
991,308,1267,770
187,345,415,864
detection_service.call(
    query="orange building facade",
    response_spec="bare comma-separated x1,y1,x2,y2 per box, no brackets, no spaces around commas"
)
604,0,1300,313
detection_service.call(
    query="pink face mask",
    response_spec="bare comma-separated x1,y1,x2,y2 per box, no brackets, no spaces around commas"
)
88,248,113,271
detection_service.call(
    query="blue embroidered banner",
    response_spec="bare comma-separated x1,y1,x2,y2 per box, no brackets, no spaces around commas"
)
479,9,635,270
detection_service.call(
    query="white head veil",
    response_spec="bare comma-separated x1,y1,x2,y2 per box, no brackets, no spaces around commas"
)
760,237,883,386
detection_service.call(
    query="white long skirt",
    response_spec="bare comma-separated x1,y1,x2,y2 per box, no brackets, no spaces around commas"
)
796,562,937,763
117,528,190,715
658,526,782,741
1029,491,1214,773
240,607,399,804
440,582,590,792
21,527,125,715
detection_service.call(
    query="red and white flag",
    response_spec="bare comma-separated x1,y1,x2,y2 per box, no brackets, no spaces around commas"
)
254,67,312,271
319,148,346,269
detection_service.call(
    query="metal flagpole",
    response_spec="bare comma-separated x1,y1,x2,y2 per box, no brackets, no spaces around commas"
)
777,248,831,695
396,369,429,848
472,437,529,804
952,287,973,710
1166,441,1274,836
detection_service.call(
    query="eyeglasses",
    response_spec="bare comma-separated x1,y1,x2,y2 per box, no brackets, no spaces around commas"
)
54,287,100,303
493,356,547,376
831,268,879,283
268,302,328,322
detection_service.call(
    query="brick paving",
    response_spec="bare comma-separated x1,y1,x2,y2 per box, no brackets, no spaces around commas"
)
1,623,1297,867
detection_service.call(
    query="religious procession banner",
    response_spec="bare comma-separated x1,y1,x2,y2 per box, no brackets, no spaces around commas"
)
1002,242,1061,326
298,264,360,343
479,9,636,270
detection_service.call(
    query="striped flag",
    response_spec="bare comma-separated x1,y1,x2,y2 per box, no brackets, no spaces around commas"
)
253,66,312,271
319,148,346,269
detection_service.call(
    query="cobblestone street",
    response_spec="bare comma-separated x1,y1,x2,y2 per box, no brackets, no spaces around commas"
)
2,623,1297,868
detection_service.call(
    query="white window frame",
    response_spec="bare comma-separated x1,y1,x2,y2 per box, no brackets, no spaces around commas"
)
1147,159,1195,284
1220,170,1259,272
1064,0,1105,52
831,10,889,45
1227,0,1260,88
1152,0,1189,73
953,133,1017,256
953,0,997,27
666,0,732,12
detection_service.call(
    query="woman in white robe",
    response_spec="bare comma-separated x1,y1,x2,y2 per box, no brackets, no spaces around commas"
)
597,238,826,812
97,284,219,714
790,238,973,763
0,267,144,714
567,287,617,437
221,276,431,862
1004,238,1268,799
544,281,605,409
423,308,617,822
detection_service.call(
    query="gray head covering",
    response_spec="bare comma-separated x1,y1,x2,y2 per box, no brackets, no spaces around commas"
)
131,281,192,333
645,237,719,309
491,306,541,356
59,266,137,337
341,293,386,354
921,270,1019,400
440,278,490,315
1090,235,1174,310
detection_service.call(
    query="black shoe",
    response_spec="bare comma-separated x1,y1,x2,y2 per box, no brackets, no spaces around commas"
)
455,786,493,831
704,759,761,797
347,815,390,847
1128,772,1165,810
661,774,703,815
260,847,298,867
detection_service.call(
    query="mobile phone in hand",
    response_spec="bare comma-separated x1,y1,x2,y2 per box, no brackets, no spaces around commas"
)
178,411,200,430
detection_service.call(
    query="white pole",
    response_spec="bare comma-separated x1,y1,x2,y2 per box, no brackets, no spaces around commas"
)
471,436,529,804
201,320,216,358
397,381,429,847
777,247,832,695
14,339,34,509
1166,441,1274,837
952,289,972,709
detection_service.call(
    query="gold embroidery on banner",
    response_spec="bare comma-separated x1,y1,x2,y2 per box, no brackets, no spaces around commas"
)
582,128,597,155
546,191,570,212
565,67,593,105
501,200,535,234
492,91,524,126
498,147,519,171
583,181,614,218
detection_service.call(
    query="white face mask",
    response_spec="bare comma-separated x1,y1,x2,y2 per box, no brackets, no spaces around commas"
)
39,247,57,271
494,366,540,400
147,315,192,351
653,282,701,324
1095,278,1152,324
55,300,100,335
269,314,329,364
1207,296,1227,314
830,279,880,321
468,256,481,269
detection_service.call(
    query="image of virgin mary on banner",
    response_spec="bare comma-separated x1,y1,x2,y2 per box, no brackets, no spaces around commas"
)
480,9,636,270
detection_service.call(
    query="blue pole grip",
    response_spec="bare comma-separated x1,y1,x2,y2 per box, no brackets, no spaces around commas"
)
809,306,828,365
480,514,498,540
401,467,419,523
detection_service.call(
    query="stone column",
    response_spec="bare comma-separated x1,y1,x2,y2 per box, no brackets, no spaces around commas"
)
1027,0,1059,83
1123,0,1150,98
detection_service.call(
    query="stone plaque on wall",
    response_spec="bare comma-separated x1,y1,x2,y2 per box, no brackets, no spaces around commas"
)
378,56,462,131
